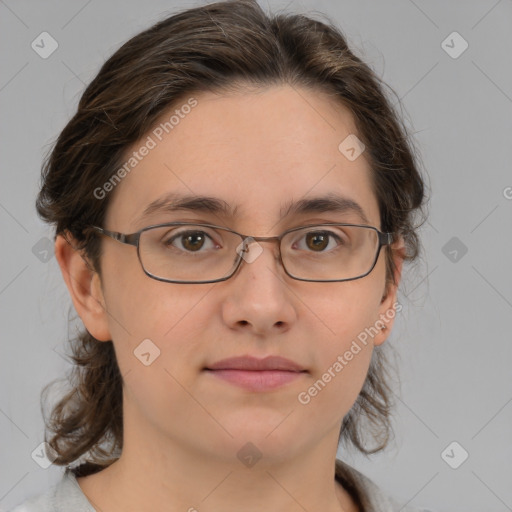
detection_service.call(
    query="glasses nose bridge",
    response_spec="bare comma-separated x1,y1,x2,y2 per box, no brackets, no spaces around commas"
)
246,234,281,244
236,234,284,271
242,234,283,255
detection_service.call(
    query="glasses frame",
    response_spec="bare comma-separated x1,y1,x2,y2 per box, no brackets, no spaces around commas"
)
88,222,394,284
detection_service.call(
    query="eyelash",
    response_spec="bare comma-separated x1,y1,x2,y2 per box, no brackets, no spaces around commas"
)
163,228,347,253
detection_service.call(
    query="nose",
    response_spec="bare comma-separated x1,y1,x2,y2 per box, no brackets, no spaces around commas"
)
220,238,297,336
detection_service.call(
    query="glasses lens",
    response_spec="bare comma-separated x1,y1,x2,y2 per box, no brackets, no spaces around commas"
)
138,224,241,282
281,225,380,281
138,224,381,283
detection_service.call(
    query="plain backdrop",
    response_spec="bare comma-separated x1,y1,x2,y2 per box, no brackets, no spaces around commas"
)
1,1,511,511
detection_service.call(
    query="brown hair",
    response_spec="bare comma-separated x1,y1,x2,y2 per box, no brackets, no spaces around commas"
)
37,0,427,476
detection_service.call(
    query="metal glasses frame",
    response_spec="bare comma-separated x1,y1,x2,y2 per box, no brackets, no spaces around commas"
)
88,222,394,284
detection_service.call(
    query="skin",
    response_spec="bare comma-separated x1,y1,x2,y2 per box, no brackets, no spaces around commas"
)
55,85,404,512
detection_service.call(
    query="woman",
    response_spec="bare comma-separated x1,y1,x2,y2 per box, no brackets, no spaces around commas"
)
11,0,431,510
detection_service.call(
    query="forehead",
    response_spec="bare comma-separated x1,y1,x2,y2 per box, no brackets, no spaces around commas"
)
105,85,379,230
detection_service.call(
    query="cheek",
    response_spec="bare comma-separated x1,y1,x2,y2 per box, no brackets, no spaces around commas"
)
101,248,214,379
104,282,213,427
295,279,384,413
101,241,206,337
303,273,385,351
296,318,374,430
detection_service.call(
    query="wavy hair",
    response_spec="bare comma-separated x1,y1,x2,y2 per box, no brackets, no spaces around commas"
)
37,0,427,476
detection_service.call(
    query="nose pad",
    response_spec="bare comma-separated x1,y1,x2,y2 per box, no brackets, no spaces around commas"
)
233,236,283,278
236,237,265,264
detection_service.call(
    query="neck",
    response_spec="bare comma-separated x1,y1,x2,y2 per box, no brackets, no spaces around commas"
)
77,417,359,512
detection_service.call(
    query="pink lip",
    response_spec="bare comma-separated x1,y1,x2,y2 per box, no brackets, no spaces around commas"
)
206,355,305,372
204,356,307,391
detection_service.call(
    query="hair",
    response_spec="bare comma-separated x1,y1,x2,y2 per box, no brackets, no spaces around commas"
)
37,0,427,476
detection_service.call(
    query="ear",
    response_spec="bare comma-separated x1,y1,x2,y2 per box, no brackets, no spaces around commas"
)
54,233,111,342
373,237,406,347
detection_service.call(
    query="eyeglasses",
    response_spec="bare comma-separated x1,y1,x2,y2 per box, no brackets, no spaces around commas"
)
88,222,393,284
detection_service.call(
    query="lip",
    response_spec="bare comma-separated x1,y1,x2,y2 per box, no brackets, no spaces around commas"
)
204,356,307,392
205,355,305,372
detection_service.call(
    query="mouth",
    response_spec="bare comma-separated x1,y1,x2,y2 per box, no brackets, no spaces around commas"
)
203,355,308,392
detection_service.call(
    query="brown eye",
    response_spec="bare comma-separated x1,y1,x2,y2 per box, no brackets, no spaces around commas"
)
164,230,216,252
181,232,206,251
305,232,329,251
295,230,344,252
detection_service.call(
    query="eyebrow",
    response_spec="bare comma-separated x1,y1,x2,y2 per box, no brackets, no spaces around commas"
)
137,192,370,225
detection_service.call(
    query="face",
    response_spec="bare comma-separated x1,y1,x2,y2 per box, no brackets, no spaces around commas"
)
67,85,402,467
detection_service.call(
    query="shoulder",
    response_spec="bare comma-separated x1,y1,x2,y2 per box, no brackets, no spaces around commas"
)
9,486,55,512
335,459,437,512
8,469,96,512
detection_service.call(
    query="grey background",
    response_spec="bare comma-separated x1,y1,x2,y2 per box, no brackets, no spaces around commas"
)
1,0,511,510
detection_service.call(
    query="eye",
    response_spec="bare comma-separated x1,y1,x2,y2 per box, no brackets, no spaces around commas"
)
293,230,346,252
164,229,219,253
